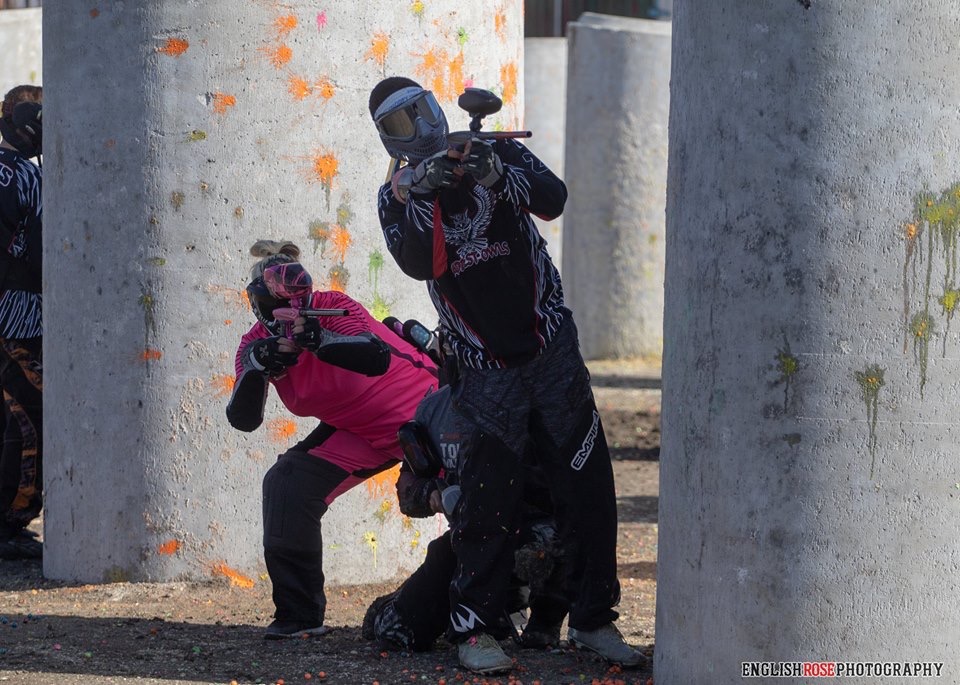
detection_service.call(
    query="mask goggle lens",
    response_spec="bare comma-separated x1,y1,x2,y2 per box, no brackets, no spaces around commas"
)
246,277,283,320
375,91,441,140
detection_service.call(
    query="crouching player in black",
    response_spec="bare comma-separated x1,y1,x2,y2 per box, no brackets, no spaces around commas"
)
362,384,568,654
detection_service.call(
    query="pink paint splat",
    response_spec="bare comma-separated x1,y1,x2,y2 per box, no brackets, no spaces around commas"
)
464,78,474,88
316,11,327,30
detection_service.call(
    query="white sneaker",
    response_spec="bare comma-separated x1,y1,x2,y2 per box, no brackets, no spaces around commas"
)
458,633,513,674
568,623,646,667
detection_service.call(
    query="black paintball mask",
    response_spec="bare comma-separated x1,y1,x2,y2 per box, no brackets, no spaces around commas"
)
0,101,42,161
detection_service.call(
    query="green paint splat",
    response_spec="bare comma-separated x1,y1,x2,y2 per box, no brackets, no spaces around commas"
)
186,130,207,142
411,0,425,18
909,312,933,397
854,364,885,479
146,257,166,267
170,191,185,210
139,292,158,345
457,27,469,46
370,293,391,321
776,338,798,412
368,250,390,320
308,220,331,255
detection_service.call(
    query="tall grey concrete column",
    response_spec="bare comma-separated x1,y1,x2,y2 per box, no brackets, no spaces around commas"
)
658,2,960,683
42,3,524,583
562,14,669,361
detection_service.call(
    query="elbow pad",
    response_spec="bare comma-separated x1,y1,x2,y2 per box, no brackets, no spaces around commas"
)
226,368,269,432
314,332,391,376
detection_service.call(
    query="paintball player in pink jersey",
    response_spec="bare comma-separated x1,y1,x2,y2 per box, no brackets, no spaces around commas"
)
226,240,439,640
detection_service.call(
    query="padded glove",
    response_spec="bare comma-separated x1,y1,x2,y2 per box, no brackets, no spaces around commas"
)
291,318,329,352
409,151,459,196
461,138,503,187
247,336,300,374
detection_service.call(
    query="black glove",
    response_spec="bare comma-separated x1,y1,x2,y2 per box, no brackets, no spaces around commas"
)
291,318,328,351
246,336,300,374
461,138,503,187
409,151,459,195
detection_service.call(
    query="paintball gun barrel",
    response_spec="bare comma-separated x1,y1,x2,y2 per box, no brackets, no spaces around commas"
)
273,307,349,322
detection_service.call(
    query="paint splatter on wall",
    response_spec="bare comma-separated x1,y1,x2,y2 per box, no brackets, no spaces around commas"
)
854,364,885,479
267,418,298,443
212,562,256,588
211,92,237,115
365,32,390,73
157,37,189,57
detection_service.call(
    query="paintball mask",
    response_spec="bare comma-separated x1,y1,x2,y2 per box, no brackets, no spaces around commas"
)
247,261,313,334
373,86,448,164
0,101,42,160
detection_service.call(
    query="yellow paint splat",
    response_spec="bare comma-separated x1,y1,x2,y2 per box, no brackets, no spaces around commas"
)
373,498,393,523
267,418,298,443
410,529,421,550
364,464,401,499
363,531,379,567
212,563,256,589
500,62,518,104
211,374,235,398
157,539,180,555
366,32,389,68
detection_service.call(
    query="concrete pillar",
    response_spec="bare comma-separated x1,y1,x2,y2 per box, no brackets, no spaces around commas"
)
0,7,42,96
562,13,669,361
657,2,960,683
524,37,567,272
42,2,524,583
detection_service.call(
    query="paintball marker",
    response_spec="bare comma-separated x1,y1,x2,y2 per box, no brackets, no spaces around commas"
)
273,307,349,322
446,87,531,150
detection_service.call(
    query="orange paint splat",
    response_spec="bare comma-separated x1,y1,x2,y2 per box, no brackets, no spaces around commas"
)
211,374,236,398
414,47,458,102
90,8,100,18
448,52,465,98
494,11,508,41
158,37,189,57
140,348,163,361
331,225,352,264
212,563,256,589
500,62,518,105
157,539,180,555
309,151,339,186
206,285,249,309
328,267,347,293
224,319,233,325
365,32,389,68
263,44,293,69
275,14,298,37
288,75,312,101
365,464,401,499
315,77,335,100
267,418,298,443
212,92,236,115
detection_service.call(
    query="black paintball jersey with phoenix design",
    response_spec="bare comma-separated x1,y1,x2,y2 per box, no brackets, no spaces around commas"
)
377,139,568,369
0,148,42,339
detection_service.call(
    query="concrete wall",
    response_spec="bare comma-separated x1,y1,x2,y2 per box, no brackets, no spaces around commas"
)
657,2,960,683
562,13,670,360
42,2,524,584
524,37,566,272
0,8,41,97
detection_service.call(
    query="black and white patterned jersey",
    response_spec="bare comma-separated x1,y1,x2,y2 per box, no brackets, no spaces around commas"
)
378,139,568,369
0,147,42,339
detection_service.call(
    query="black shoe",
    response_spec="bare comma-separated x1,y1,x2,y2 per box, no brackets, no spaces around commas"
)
520,619,561,649
263,619,330,640
0,530,42,560
361,591,398,641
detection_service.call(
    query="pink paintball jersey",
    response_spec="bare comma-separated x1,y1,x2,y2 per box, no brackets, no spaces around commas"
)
235,290,438,452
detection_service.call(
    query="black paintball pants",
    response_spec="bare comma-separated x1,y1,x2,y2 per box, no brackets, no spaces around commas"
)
447,318,620,641
0,337,42,537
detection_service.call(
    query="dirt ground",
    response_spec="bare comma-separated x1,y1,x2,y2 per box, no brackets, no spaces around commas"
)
0,363,661,685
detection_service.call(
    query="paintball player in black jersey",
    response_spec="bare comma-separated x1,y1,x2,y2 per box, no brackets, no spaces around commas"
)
368,77,644,674
0,85,43,561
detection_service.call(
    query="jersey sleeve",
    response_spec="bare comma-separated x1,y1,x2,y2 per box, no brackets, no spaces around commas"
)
494,139,567,221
